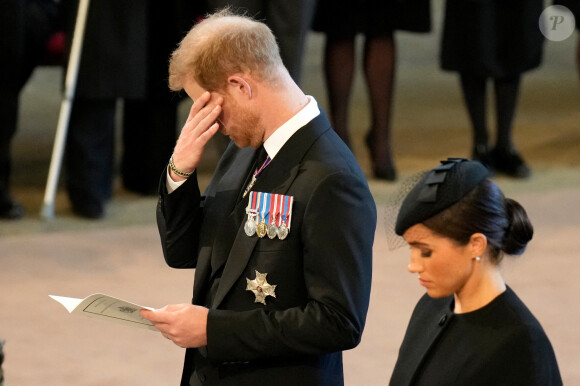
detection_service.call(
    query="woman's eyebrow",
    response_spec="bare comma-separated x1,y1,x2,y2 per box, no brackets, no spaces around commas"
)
407,241,429,248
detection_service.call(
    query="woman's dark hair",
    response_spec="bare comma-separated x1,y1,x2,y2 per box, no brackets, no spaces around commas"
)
423,179,534,263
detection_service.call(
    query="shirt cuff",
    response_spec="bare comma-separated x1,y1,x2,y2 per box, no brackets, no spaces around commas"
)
166,166,188,193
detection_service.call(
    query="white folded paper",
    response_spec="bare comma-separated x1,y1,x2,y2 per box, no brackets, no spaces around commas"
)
50,293,157,332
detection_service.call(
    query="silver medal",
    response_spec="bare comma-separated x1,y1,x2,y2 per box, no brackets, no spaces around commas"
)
277,223,289,240
267,224,278,239
244,209,257,237
244,218,257,236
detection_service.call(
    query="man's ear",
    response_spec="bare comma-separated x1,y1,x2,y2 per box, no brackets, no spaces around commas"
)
469,233,488,258
227,75,252,98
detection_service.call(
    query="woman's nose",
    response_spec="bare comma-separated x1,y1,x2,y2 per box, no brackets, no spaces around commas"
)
407,252,423,274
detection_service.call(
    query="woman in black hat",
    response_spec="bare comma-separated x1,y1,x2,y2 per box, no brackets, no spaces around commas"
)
389,158,562,385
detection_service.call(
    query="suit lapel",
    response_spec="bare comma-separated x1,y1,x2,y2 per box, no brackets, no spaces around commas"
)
190,144,258,298
192,246,212,304
211,112,332,309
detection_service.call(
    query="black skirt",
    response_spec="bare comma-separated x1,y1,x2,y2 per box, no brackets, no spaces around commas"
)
440,0,544,78
312,0,431,38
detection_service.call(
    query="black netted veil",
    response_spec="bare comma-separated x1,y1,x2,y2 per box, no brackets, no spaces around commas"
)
384,171,426,250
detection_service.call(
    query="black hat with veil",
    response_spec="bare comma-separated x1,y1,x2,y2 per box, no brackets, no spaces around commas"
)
384,158,490,250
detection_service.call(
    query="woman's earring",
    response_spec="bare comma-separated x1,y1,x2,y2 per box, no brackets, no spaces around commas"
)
475,256,481,261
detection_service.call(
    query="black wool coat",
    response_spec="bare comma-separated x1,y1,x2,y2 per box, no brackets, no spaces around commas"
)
390,286,562,386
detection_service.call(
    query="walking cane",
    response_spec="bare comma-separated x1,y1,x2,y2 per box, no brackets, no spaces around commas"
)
41,0,90,220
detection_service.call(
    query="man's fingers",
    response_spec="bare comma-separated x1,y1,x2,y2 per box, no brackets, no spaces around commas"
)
139,308,155,320
185,92,223,129
198,123,220,146
186,91,211,123
179,104,221,148
140,308,167,324
191,101,222,133
192,105,221,138
141,309,172,336
180,102,221,142
171,101,221,172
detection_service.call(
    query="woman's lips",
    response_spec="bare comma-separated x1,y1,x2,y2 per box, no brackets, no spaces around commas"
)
418,278,430,287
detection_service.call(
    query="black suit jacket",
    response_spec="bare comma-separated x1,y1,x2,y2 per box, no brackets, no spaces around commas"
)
63,0,199,99
157,111,376,385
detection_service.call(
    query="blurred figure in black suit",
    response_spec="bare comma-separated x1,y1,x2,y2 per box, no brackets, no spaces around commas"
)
0,0,60,219
62,0,201,218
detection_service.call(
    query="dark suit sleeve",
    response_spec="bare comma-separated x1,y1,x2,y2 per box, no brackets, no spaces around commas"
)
206,171,376,362
156,171,204,269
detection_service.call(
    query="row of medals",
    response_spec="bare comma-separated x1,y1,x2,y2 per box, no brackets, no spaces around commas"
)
244,210,289,240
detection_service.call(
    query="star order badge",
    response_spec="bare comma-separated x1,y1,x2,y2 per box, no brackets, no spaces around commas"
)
246,270,277,305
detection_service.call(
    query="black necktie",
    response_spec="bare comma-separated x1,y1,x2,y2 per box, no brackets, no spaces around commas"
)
255,145,268,169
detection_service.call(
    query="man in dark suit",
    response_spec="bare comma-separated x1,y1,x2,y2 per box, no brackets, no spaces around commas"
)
140,8,376,386
61,0,199,218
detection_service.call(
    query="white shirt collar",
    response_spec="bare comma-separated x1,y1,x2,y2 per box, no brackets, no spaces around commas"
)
263,96,320,159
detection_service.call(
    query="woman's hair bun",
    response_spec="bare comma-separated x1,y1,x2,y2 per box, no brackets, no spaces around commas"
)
502,198,534,255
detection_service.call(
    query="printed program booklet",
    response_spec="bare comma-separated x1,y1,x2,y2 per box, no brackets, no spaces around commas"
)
50,293,157,331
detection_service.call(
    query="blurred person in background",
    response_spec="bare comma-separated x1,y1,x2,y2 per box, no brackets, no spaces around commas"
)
0,0,60,219
61,0,201,218
312,0,431,181
554,0,580,84
440,0,544,179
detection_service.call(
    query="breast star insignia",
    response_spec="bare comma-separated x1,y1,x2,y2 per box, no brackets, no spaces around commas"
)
246,270,277,305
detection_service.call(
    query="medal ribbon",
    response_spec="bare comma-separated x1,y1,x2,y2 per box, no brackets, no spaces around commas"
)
252,191,258,210
260,192,269,224
276,195,287,228
285,195,293,230
269,193,278,226
246,191,293,237
246,191,258,215
243,154,271,198
255,156,271,178
255,192,261,223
